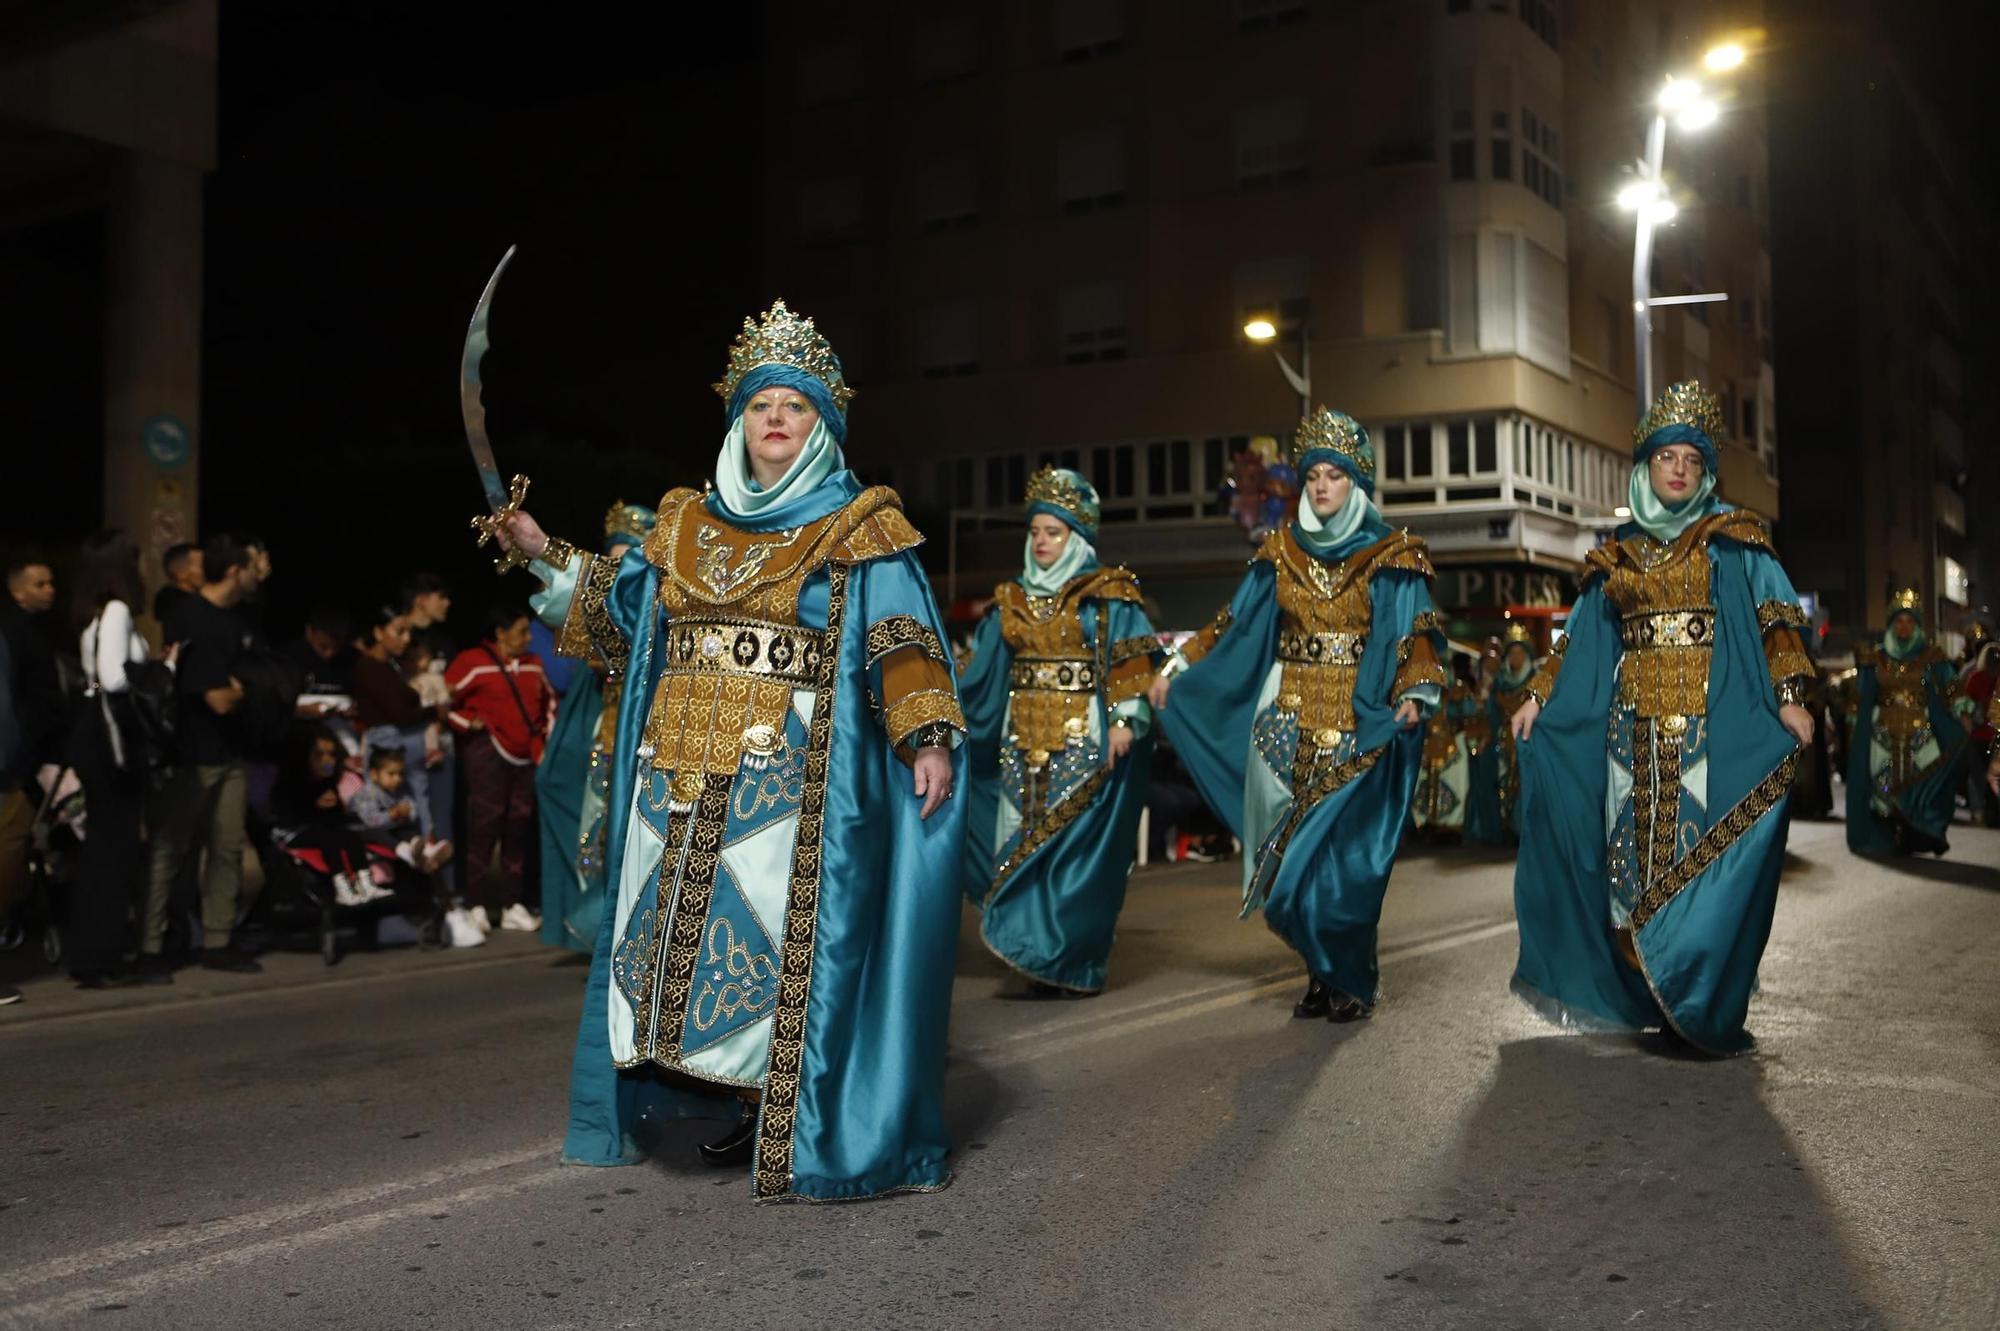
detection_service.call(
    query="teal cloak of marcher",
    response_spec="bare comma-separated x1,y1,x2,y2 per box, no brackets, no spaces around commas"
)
1510,501,1809,1055
1844,615,1972,855
956,489,1162,994
538,507,657,952
1466,648,1536,846
1160,509,1446,1004
522,302,967,1201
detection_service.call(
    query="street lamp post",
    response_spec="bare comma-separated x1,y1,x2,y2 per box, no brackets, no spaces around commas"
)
1244,316,1310,419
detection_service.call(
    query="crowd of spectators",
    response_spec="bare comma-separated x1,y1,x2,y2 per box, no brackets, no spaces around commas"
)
0,531,556,1004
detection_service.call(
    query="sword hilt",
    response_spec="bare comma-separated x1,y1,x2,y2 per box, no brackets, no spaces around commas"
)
470,473,534,574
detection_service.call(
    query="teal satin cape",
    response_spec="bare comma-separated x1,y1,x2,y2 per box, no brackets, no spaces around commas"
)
559,471,967,1201
1843,652,1968,853
1162,518,1441,1000
537,666,607,951
957,586,1159,993
1511,512,1799,1054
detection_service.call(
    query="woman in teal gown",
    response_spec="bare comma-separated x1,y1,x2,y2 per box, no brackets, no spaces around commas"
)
1465,624,1537,846
489,302,967,1201
1509,382,1817,1056
1151,408,1445,1022
1844,589,1975,856
536,501,656,952
958,468,1161,995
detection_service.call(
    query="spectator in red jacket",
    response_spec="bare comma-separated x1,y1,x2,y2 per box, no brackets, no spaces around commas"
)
445,605,553,933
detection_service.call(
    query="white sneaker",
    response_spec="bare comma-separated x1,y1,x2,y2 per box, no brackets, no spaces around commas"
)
500,903,542,932
460,905,491,934
332,873,369,907
394,838,423,867
443,908,487,948
360,881,396,903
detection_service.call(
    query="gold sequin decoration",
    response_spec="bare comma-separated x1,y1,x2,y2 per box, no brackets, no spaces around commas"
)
1630,751,1799,930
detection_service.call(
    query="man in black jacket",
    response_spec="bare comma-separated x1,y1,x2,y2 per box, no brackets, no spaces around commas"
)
0,557,66,949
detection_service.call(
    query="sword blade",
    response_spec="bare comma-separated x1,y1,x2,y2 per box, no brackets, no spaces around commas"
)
459,245,518,513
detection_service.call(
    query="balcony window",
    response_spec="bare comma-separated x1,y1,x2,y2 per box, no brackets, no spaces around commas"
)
1061,279,1130,364
1057,128,1128,213
1235,100,1307,188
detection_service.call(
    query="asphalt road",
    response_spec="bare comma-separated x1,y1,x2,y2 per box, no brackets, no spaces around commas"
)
1,817,1995,1330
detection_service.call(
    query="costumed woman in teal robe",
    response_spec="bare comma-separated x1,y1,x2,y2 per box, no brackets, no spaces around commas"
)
537,501,657,952
489,301,967,1201
1151,408,1446,1022
1465,623,1537,846
957,467,1161,995
1845,588,1975,856
1510,381,1817,1056
1410,668,1479,840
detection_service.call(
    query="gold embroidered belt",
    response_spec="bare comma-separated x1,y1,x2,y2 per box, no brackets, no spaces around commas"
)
1277,630,1366,666
1880,689,1923,711
1620,610,1714,650
1009,657,1099,693
664,618,825,688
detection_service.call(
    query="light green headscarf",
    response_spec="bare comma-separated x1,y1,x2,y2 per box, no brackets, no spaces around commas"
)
1296,483,1376,553
1883,618,1927,662
713,415,843,518
1626,462,1716,542
1021,528,1098,596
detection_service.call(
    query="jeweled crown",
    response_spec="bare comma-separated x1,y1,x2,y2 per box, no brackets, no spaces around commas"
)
1502,621,1534,646
603,500,656,541
712,299,853,413
1887,587,1922,615
1290,406,1374,482
1025,465,1098,530
1634,380,1725,448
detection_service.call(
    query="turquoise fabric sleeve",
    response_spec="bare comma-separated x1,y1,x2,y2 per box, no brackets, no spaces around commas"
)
1157,562,1279,842
528,550,582,628
861,551,964,747
1104,597,1160,738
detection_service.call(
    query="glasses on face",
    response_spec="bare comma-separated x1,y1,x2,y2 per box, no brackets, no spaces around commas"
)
1650,450,1704,475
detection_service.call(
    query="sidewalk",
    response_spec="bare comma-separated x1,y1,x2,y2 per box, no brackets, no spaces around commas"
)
0,927,567,1030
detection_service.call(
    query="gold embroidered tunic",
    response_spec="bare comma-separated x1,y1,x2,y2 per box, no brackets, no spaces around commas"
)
991,568,1152,766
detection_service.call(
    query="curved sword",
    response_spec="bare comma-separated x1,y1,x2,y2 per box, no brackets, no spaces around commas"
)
462,244,532,572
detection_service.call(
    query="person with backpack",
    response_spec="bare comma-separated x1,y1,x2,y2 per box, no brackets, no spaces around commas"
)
143,533,264,975
445,604,553,933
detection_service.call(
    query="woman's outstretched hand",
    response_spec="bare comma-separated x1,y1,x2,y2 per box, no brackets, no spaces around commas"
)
492,511,550,561
1512,697,1541,742
913,746,954,820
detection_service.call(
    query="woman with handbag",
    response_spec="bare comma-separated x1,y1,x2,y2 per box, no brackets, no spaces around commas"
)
444,604,554,933
69,530,169,988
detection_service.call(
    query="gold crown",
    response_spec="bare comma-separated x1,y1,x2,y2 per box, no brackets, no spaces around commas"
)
712,299,853,413
603,499,655,541
1633,380,1725,448
1290,406,1374,480
1025,465,1098,529
1502,621,1534,646
1887,587,1922,615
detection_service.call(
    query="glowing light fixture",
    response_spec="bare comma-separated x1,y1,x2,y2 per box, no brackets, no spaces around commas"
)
1657,77,1703,113
1243,318,1278,342
1614,506,1633,518
1616,180,1660,211
1679,99,1721,131
1703,43,1746,72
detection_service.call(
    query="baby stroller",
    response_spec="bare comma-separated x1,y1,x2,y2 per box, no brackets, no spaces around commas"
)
12,765,83,966
260,823,438,965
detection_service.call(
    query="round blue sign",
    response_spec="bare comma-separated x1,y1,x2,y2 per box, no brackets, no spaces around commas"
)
141,415,191,470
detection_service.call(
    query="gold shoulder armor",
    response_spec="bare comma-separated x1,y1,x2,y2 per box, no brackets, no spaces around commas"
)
642,488,706,569
1706,509,1776,555
1079,566,1145,603
831,486,926,563
1361,529,1435,580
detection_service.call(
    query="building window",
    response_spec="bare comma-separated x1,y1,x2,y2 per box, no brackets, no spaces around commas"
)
1057,0,1123,62
798,42,865,108
799,176,864,244
1060,280,1129,363
913,16,978,85
1475,418,1497,471
1409,424,1435,477
1519,0,1559,49
917,299,979,378
1236,0,1307,34
1057,128,1128,213
1235,100,1307,188
1741,395,1757,443
1234,256,1311,336
1520,238,1569,375
1521,106,1563,208
1490,109,1512,181
1447,67,1476,181
916,153,979,233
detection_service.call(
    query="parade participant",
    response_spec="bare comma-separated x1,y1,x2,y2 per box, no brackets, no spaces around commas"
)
957,468,1161,996
1149,408,1445,1023
1466,621,1537,846
1509,382,1814,1056
488,300,966,1202
535,501,657,953
1410,659,1478,840
1844,589,1975,856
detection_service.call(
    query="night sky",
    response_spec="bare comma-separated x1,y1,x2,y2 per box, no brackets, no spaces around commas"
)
203,1,764,638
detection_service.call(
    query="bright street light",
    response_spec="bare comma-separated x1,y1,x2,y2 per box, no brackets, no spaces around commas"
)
1616,180,1661,211
1657,76,1703,112
1243,317,1277,342
1703,43,1746,72
1678,99,1720,131
1647,199,1679,224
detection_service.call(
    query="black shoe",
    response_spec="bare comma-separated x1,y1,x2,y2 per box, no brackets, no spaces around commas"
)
0,983,21,1006
698,1105,759,1167
1326,990,1371,1024
1293,978,1331,1020
136,957,175,985
72,971,143,990
200,948,264,975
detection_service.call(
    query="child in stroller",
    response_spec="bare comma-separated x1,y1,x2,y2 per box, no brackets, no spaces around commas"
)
266,727,449,961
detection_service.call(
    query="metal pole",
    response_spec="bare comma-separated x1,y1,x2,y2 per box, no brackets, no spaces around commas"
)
1298,323,1311,418
1632,113,1667,410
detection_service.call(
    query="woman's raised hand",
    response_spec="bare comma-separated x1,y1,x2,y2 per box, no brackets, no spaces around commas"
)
1511,697,1541,742
492,511,550,561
